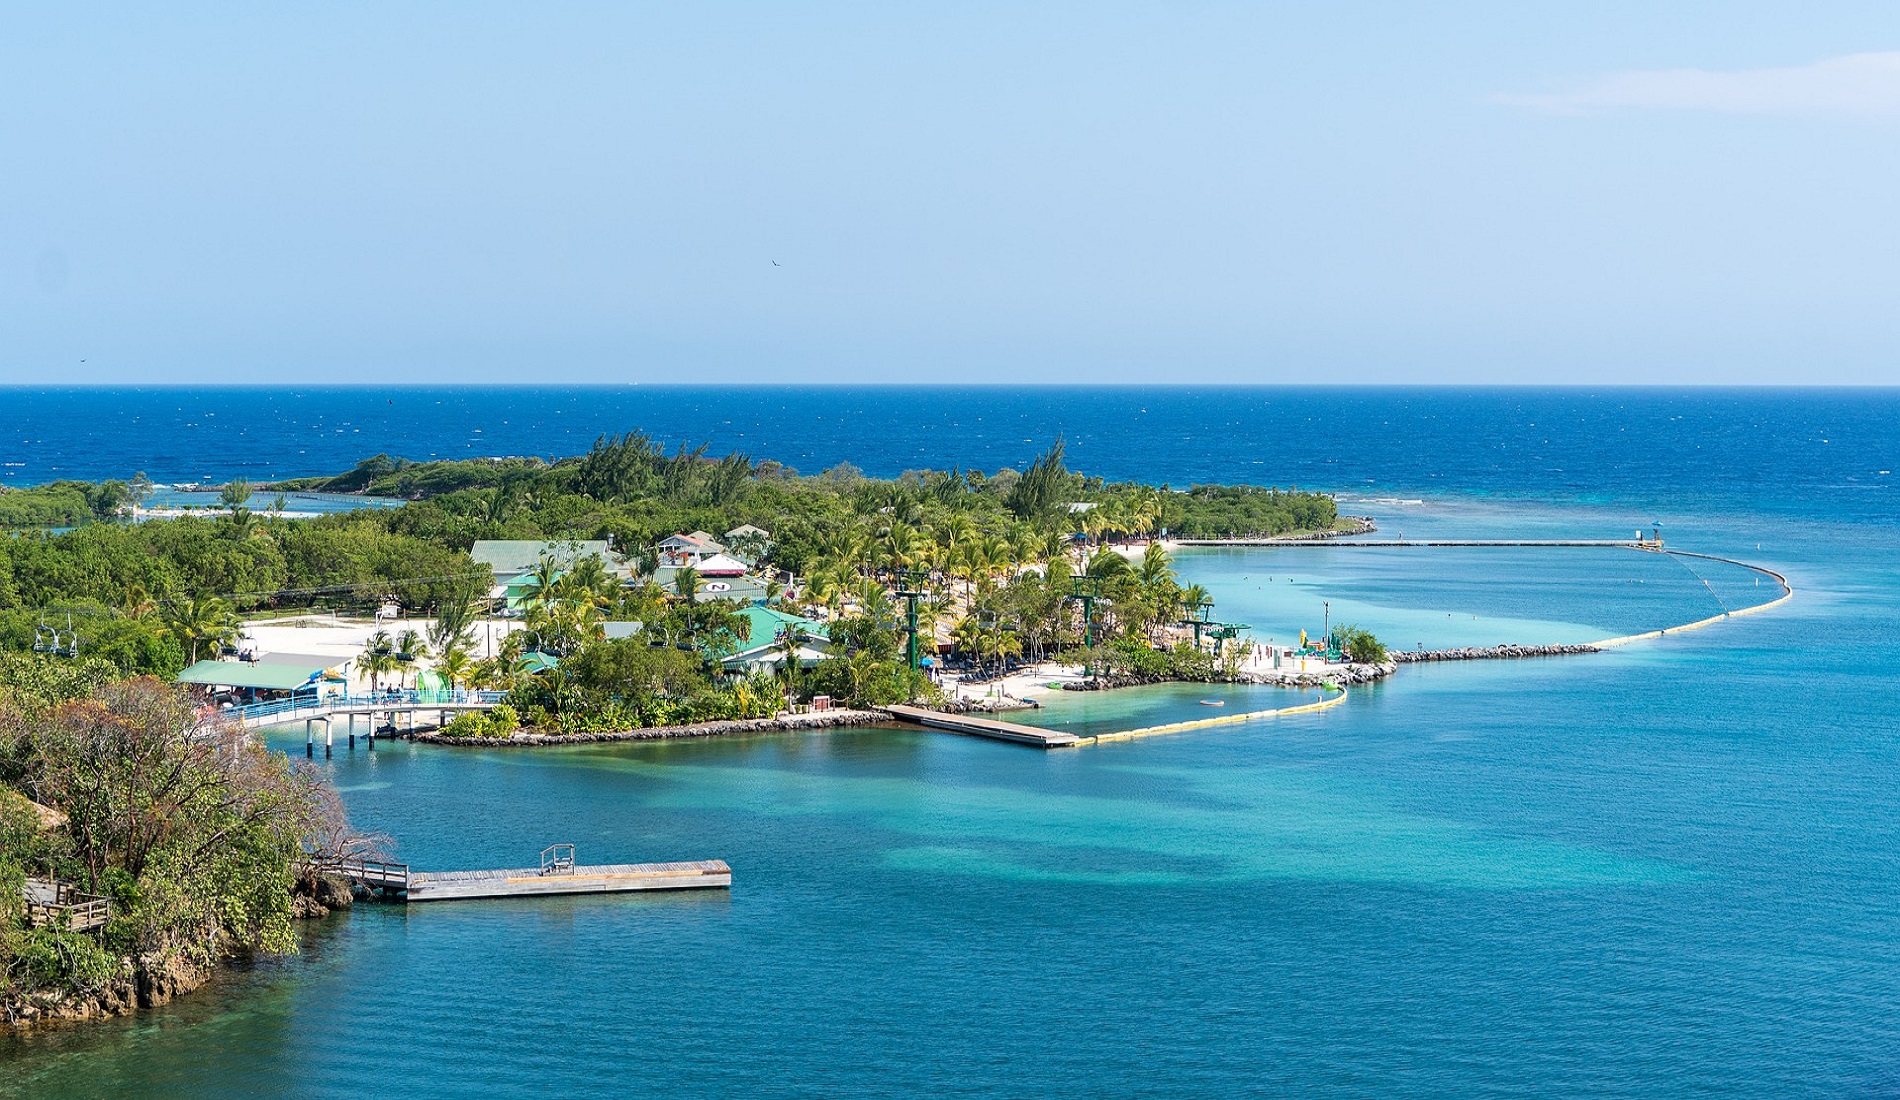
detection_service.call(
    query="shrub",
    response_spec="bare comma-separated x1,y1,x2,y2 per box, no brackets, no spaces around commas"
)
1336,625,1388,664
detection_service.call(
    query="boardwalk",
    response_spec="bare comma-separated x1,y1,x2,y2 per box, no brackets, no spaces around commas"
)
221,689,507,732
882,705,1079,748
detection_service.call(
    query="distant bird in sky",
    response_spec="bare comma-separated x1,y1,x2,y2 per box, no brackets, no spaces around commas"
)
772,260,780,266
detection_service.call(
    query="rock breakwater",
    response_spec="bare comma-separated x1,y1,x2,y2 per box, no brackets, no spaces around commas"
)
411,708,883,747
1393,644,1599,663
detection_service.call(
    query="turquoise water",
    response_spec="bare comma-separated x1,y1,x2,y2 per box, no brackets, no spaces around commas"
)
1185,543,1774,651
3,390,1899,1097
1016,682,1321,738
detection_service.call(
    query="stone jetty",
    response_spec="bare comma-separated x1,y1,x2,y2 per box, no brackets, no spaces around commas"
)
1392,644,1599,663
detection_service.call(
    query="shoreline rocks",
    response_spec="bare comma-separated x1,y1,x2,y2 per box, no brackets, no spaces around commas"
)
1392,644,1599,663
1240,661,1396,687
409,708,884,747
4,938,224,1033
1058,660,1398,692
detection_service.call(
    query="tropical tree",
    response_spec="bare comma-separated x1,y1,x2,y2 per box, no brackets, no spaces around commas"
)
360,629,397,694
122,582,157,621
433,643,475,690
1137,541,1176,589
521,553,563,612
393,628,428,688
161,594,240,663
774,626,809,701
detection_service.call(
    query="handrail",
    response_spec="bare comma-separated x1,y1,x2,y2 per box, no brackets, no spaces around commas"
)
23,877,112,932
220,689,507,723
313,856,412,887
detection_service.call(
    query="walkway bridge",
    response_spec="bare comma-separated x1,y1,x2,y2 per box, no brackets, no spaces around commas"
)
215,689,508,755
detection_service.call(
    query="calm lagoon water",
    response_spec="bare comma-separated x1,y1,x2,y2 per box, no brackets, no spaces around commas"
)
3,388,1898,1098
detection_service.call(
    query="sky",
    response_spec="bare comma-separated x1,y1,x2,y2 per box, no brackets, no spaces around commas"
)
4,2,1899,385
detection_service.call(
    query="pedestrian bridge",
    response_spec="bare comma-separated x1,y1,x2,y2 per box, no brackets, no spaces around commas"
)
215,690,508,753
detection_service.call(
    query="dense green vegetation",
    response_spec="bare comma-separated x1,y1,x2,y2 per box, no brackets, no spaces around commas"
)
0,435,1348,717
0,481,138,530
0,656,345,1020
1335,625,1389,664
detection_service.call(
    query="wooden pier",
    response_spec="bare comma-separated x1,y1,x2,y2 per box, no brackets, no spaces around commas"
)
318,846,731,903
882,705,1079,748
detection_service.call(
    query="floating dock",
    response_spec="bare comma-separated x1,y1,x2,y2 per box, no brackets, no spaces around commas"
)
406,859,731,902
320,846,731,903
882,704,1079,748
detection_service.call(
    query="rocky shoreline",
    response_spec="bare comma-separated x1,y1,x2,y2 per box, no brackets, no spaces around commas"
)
5,869,358,1032
1056,659,1398,692
3,938,224,1032
1174,515,1377,545
1392,644,1599,663
409,708,884,747
1241,660,1397,687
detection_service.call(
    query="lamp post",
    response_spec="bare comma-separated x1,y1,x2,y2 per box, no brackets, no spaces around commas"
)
1323,600,1331,649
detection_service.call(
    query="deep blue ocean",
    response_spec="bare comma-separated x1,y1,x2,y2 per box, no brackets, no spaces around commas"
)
3,387,1898,1098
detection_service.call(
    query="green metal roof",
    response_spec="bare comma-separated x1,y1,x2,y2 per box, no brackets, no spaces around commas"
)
708,606,828,657
176,660,327,691
471,539,612,576
514,651,560,674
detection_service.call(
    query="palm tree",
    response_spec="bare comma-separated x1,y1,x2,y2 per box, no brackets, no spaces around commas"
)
521,553,563,612
881,522,924,573
360,630,398,695
671,565,703,639
429,576,484,654
1086,546,1133,581
122,583,156,621
1138,542,1176,589
672,564,703,604
774,626,808,702
393,628,428,689
434,644,475,690
562,554,619,610
162,594,239,663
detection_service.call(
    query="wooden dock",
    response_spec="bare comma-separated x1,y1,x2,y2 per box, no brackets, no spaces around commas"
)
882,704,1079,748
318,846,730,903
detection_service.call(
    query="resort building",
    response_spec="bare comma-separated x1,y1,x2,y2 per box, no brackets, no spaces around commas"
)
470,539,628,611
693,553,749,577
652,564,769,604
656,531,725,567
715,606,830,675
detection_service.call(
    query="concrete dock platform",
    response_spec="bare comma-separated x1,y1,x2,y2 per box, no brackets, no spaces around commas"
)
882,705,1079,748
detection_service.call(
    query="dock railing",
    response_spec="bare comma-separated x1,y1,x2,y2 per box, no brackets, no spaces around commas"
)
24,877,112,933
540,844,576,876
313,856,412,891
219,689,508,726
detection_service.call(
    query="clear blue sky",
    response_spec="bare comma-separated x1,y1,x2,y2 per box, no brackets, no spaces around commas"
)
5,3,1898,384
